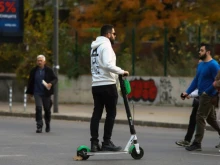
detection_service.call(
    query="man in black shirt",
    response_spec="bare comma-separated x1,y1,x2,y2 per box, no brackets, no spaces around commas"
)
26,55,57,133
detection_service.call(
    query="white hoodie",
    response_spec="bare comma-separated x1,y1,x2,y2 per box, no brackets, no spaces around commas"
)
91,36,124,86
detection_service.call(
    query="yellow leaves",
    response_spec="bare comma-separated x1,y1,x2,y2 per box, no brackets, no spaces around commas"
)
68,0,220,50
120,0,140,10
163,0,173,3
139,11,157,28
147,0,164,11
167,12,181,29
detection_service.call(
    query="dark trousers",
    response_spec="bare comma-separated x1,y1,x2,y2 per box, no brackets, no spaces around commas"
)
90,84,118,142
34,95,52,128
184,98,199,142
194,93,220,144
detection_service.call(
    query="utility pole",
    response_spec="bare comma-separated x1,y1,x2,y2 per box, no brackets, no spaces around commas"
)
53,0,59,113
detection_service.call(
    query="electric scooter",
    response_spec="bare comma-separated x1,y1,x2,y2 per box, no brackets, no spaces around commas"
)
74,75,144,160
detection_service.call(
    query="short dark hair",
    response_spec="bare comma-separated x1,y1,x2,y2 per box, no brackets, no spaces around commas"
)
100,24,114,36
200,43,211,52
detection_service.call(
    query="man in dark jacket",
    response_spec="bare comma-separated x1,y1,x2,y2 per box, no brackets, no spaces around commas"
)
26,55,58,133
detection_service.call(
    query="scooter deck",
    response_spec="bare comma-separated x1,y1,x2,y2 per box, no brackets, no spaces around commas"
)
87,151,128,156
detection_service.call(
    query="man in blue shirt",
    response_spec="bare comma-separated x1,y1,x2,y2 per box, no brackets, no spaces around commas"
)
181,43,220,151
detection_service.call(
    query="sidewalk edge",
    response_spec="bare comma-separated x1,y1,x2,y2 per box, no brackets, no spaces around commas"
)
0,111,215,131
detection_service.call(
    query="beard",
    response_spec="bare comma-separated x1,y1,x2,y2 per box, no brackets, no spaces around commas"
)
199,53,207,60
109,38,114,45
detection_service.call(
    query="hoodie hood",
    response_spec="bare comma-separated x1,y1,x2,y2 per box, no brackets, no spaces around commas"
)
91,36,111,49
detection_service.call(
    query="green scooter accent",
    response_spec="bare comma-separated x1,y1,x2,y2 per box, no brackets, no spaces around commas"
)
124,79,131,95
77,145,90,152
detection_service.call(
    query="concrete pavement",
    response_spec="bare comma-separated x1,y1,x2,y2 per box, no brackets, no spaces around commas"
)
0,101,217,131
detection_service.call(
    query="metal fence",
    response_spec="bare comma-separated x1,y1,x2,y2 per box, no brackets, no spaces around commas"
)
58,26,220,78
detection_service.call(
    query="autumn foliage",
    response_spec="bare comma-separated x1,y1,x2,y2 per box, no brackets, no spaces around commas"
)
1,0,220,77
68,0,220,76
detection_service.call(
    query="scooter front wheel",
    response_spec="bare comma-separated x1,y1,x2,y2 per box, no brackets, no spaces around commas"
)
130,146,144,160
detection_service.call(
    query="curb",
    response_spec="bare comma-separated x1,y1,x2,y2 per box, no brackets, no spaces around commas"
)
0,111,214,131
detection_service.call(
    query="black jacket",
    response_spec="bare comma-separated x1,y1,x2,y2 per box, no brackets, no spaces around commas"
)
26,65,58,97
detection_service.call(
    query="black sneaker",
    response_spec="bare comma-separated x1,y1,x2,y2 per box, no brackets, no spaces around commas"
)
91,141,101,152
45,123,50,133
185,143,202,151
102,140,122,151
36,127,42,133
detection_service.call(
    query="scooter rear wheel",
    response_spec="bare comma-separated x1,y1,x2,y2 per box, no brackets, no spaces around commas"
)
77,145,90,160
77,149,90,160
131,147,144,160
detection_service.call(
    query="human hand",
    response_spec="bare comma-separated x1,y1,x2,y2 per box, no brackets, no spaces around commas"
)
123,71,129,76
27,94,33,100
47,83,52,90
180,92,188,100
186,95,191,99
213,81,220,91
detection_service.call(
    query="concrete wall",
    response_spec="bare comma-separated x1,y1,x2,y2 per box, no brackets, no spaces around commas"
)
0,74,194,106
0,74,25,102
59,75,93,104
58,75,194,106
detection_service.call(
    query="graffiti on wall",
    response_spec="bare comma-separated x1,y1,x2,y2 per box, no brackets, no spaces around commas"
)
159,78,176,104
128,78,157,102
179,78,187,87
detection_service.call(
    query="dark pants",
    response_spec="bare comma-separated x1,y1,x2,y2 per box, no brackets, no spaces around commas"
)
184,97,199,142
193,93,220,144
90,84,118,142
34,95,52,128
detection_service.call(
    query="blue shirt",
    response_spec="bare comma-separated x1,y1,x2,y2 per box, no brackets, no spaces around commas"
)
186,59,219,96
34,67,45,95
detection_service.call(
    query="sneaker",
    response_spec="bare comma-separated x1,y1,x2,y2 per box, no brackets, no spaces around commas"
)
36,127,42,133
215,142,220,148
45,123,50,133
175,140,190,147
185,143,202,151
91,141,101,152
102,140,122,151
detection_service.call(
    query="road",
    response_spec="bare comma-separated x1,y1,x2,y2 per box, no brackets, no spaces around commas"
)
0,117,219,165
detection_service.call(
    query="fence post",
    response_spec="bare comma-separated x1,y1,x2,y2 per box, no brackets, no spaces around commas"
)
164,27,168,77
132,28,135,76
75,30,78,63
9,86,12,112
24,86,27,112
198,25,201,48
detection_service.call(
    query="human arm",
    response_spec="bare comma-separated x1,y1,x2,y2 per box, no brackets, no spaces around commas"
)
25,68,35,95
185,77,198,96
43,67,58,90
213,70,220,88
205,63,219,95
101,46,127,75
47,69,58,89
181,76,198,100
